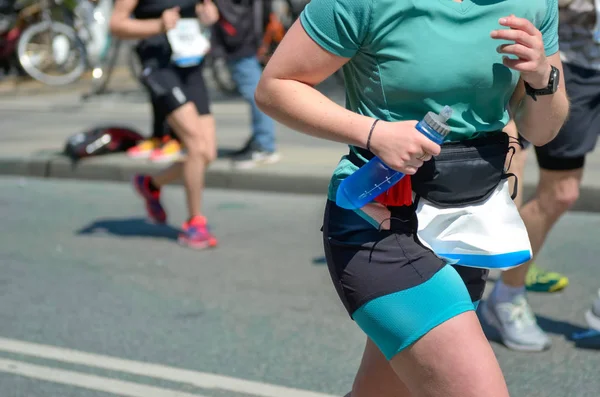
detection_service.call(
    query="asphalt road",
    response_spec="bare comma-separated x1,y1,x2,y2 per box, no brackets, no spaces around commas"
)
0,177,598,397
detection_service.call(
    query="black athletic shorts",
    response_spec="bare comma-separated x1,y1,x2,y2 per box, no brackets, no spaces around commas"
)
323,200,487,359
520,62,600,171
135,35,210,138
142,62,211,119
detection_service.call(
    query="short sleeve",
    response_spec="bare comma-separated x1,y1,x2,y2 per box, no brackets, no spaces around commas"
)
299,0,373,58
539,0,559,55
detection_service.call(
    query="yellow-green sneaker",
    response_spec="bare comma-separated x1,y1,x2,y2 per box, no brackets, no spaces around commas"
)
525,264,569,293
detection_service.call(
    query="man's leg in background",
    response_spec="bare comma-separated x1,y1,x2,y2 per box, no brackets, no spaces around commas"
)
126,89,172,159
482,62,599,352
149,120,183,163
227,56,279,169
481,142,581,351
503,161,583,290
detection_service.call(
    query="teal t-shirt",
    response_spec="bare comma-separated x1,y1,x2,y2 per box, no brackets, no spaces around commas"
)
299,0,559,200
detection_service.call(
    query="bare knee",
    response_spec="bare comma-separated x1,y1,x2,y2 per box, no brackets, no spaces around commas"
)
537,169,583,218
184,136,216,165
552,180,580,212
194,114,217,163
202,133,217,164
205,148,217,164
185,137,210,161
174,125,205,159
168,108,216,164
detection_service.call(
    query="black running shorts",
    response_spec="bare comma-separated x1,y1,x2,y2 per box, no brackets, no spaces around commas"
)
520,62,600,171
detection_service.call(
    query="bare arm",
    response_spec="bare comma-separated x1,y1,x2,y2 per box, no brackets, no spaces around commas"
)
491,13,570,147
255,20,373,149
255,19,440,174
509,53,569,146
109,0,165,40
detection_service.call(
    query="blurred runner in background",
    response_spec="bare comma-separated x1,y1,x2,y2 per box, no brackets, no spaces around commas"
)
111,0,220,249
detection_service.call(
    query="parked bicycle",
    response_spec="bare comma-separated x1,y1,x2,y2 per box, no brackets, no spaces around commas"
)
82,36,140,98
16,0,88,85
0,0,47,78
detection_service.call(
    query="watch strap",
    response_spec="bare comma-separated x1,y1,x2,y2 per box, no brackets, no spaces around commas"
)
524,65,559,102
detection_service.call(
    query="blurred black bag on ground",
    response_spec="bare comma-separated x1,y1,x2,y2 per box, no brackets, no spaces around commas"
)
64,126,145,160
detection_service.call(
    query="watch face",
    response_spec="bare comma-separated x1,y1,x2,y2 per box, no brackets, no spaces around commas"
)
524,66,560,98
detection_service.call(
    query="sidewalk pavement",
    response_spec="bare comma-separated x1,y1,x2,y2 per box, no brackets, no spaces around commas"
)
0,66,137,98
0,65,238,101
1,81,600,212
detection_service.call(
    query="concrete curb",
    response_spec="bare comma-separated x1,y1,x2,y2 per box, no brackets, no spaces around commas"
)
0,154,331,196
1,154,600,212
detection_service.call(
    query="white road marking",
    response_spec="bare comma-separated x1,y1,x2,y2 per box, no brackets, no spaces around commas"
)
0,358,209,397
0,337,337,397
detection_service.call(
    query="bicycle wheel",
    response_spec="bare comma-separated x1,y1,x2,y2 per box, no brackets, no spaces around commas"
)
84,36,119,97
18,20,87,86
126,42,143,86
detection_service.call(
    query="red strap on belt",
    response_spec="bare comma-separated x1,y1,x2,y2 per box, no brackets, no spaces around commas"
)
374,176,413,207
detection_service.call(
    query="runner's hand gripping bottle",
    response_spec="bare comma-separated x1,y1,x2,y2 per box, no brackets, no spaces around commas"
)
336,106,453,210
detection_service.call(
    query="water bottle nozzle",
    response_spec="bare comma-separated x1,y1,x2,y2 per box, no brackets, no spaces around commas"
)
440,105,453,122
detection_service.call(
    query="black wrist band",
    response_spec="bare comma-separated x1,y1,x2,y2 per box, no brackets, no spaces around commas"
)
366,119,380,152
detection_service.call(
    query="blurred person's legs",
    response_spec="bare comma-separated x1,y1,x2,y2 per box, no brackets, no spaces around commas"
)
126,118,166,159
483,62,600,351
227,56,279,169
128,104,184,161
127,56,181,160
148,108,183,163
133,64,218,249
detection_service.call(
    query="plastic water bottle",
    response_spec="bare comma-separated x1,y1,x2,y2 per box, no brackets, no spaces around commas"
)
335,106,453,210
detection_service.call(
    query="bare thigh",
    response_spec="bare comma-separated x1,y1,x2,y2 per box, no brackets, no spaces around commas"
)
351,338,411,397
390,311,509,397
351,312,508,397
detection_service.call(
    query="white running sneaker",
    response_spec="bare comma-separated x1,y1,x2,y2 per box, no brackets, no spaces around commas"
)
481,293,551,352
585,289,600,331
